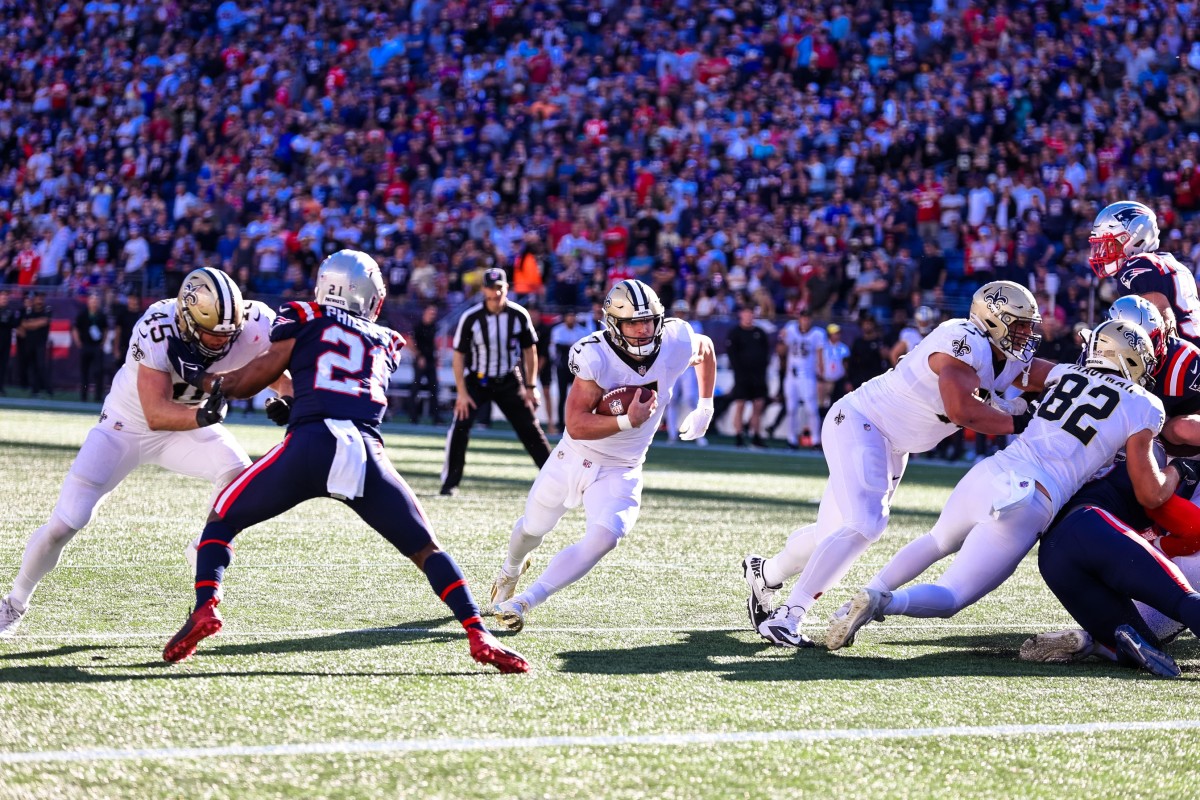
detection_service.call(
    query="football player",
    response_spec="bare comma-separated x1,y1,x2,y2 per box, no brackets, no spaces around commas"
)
828,320,1177,651
488,279,717,631
777,309,827,450
889,305,938,366
0,268,289,638
161,250,529,674
745,281,1056,647
1020,454,1200,677
1090,200,1200,347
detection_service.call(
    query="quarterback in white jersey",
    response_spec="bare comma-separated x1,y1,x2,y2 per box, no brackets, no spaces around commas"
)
777,309,827,449
829,319,1175,650
0,269,290,639
489,280,716,631
745,281,1058,648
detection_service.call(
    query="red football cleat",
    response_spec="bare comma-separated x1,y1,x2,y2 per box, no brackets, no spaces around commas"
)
163,598,223,663
467,627,530,674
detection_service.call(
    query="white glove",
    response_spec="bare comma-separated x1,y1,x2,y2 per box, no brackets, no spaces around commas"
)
679,397,714,441
990,395,1028,416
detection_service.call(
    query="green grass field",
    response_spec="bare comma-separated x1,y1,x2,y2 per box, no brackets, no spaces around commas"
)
1,408,1199,799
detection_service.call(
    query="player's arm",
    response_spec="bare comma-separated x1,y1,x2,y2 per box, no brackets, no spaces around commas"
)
1126,427,1181,509
692,334,716,397
521,343,540,409
452,350,475,420
564,377,655,439
137,365,211,431
198,340,295,399
268,371,293,398
1017,357,1058,392
931,353,1021,435
888,339,907,366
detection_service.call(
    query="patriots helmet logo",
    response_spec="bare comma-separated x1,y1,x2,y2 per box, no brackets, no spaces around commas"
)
1113,206,1144,224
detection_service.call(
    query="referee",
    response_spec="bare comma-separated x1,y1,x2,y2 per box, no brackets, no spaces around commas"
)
440,268,552,495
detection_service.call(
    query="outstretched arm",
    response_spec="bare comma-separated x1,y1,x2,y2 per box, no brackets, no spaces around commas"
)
199,340,295,399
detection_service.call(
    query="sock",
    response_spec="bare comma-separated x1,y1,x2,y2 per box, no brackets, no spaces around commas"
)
10,517,78,610
885,583,959,618
503,516,544,577
763,524,821,587
194,520,236,610
520,525,620,611
423,550,484,631
867,534,948,593
784,527,873,615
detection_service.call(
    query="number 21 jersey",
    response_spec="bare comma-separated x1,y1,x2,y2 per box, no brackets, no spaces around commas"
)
991,364,1165,511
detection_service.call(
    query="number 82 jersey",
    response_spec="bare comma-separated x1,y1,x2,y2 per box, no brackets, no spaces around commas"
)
990,364,1165,511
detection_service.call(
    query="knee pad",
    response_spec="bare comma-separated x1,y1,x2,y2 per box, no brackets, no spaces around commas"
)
42,513,79,546
52,474,106,532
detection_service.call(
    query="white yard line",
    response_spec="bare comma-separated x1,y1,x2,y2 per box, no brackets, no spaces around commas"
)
3,720,1198,765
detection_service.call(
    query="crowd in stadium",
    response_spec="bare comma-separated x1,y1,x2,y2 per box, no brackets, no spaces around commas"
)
0,0,1197,401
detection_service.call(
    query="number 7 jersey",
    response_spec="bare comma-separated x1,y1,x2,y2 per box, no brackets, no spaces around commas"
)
271,301,405,432
990,364,1165,511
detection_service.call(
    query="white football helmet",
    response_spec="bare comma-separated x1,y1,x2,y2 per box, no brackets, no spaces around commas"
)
969,280,1043,363
1106,295,1167,363
604,279,665,359
1089,200,1160,278
316,249,386,321
1084,319,1157,387
177,267,245,358
915,305,937,335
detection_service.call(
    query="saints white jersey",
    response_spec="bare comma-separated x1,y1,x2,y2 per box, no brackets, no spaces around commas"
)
780,321,827,378
991,364,1165,511
898,326,924,353
563,317,699,466
849,318,1029,453
102,299,275,434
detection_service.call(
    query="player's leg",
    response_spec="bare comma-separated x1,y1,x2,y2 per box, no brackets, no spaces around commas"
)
440,381,485,493
494,447,575,608
495,381,552,467
2,425,141,635
499,465,641,630
782,375,801,447
801,377,821,447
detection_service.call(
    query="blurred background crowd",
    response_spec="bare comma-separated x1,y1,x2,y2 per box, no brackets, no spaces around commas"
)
0,0,1189,450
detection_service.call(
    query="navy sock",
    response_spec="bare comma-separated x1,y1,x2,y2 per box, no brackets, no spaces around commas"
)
194,519,236,611
423,550,484,631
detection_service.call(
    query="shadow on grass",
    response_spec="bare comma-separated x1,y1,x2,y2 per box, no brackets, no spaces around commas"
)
557,630,1184,682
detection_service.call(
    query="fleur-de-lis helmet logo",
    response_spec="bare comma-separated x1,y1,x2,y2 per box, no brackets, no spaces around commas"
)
985,288,1008,311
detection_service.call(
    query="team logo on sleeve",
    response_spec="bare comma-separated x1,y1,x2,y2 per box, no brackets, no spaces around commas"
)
132,342,145,362
1120,267,1154,289
271,314,289,328
951,337,971,358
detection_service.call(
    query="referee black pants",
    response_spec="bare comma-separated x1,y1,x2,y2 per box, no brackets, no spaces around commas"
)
441,374,552,493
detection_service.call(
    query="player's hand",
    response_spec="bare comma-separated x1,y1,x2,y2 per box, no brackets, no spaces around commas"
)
679,397,715,440
195,378,228,428
524,384,541,412
990,395,1028,416
628,388,658,428
265,395,293,426
167,337,210,387
454,392,477,421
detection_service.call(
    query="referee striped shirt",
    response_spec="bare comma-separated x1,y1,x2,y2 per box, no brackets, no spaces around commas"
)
452,300,538,379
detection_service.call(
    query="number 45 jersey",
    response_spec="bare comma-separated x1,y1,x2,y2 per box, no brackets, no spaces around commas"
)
271,301,405,432
103,298,275,434
991,364,1165,511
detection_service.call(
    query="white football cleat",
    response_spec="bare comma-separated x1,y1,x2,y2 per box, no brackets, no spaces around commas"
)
488,557,531,615
742,555,781,630
0,595,27,639
493,598,531,633
1019,629,1095,663
756,605,814,648
826,588,891,651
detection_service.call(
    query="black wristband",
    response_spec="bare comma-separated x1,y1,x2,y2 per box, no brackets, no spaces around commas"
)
525,383,536,389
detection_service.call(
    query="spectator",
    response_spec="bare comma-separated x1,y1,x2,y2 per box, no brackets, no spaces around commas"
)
725,306,772,449
17,293,51,398
847,316,887,391
72,294,109,403
407,303,441,425
0,288,18,394
111,294,143,373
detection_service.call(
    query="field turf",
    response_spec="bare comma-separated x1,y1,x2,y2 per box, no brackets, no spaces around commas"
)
1,408,1198,798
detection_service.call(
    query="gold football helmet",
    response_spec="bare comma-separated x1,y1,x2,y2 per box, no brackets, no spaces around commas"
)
969,280,1043,363
604,279,665,358
1085,319,1157,387
177,267,246,358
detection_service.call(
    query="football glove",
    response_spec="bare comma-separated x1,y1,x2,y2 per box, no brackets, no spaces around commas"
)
990,395,1028,416
1172,458,1200,489
1011,407,1035,435
679,397,715,441
195,378,228,428
265,395,293,426
167,337,211,388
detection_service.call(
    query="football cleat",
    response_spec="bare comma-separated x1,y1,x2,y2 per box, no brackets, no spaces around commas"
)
1019,629,1095,663
742,555,781,630
488,557,531,615
1114,624,1181,678
0,595,26,639
493,598,531,633
162,598,223,663
467,627,531,674
757,606,814,648
826,588,891,651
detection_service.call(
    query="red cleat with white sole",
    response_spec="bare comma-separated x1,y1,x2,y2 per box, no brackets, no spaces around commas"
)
163,598,223,663
467,627,530,674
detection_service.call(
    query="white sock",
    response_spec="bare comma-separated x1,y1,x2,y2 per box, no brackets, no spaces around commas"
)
885,584,959,618
763,524,821,587
10,518,78,609
867,534,948,593
783,527,873,617
520,525,620,610
503,516,544,577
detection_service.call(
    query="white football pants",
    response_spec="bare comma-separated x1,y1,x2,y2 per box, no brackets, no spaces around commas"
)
783,372,821,446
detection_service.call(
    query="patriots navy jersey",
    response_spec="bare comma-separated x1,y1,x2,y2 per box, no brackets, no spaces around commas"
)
1116,252,1200,345
1057,458,1200,532
1154,337,1200,418
270,301,405,432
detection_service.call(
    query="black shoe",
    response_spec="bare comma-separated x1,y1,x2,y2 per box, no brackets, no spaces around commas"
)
810,443,823,452
786,442,800,451
439,486,458,497
751,435,766,449
735,433,746,448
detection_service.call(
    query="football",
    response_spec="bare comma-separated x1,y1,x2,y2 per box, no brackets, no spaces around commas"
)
596,385,654,416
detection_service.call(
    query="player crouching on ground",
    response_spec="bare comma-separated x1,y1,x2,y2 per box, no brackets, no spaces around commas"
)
161,250,529,674
489,279,717,632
